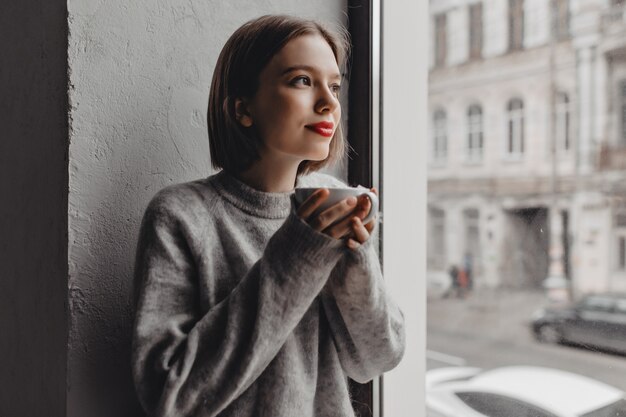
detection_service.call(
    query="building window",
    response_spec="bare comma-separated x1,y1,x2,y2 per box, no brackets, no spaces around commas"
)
433,109,447,161
508,0,524,51
435,13,447,67
428,207,446,270
469,3,483,60
463,208,481,281
551,0,570,40
617,211,626,271
507,98,524,156
467,104,483,161
617,236,626,271
621,79,626,146
555,92,570,152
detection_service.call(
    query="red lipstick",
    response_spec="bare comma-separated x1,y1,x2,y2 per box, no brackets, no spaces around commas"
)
305,121,335,138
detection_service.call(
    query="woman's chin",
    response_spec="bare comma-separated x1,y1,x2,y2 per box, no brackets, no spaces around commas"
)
307,146,331,161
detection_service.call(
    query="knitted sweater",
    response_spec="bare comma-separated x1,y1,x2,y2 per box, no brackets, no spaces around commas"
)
131,169,406,417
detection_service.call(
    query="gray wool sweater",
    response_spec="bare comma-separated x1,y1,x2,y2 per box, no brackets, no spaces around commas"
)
131,169,405,417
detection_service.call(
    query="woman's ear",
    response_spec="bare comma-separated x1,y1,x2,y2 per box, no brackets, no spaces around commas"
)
234,98,254,128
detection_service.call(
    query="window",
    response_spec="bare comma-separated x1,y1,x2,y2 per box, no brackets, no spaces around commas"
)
551,0,570,40
508,0,525,51
616,211,626,271
433,109,447,161
619,80,626,146
467,104,483,161
581,296,615,312
424,1,626,417
555,92,570,152
463,208,481,279
617,236,626,271
506,98,524,156
469,3,483,60
434,13,447,67
428,207,446,270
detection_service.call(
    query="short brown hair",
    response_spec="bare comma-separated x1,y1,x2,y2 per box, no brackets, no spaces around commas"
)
207,14,351,177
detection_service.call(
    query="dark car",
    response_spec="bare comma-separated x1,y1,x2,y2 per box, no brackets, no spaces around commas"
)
531,293,626,354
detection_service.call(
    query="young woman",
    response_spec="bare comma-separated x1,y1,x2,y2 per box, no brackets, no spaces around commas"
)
132,14,405,417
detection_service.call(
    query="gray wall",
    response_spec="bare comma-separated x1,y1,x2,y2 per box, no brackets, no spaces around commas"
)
0,1,68,416
66,1,346,416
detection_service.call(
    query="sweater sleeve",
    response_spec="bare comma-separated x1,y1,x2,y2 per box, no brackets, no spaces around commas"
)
320,221,406,383
131,192,344,417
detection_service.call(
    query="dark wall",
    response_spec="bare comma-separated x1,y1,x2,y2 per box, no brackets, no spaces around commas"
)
0,1,68,416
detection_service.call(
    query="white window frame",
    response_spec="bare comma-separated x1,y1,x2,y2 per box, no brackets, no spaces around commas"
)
467,104,483,162
382,0,425,415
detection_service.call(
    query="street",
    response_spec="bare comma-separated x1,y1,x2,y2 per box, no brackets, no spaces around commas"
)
427,289,626,392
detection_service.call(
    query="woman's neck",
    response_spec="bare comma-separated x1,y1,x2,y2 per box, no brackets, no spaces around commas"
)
235,159,300,193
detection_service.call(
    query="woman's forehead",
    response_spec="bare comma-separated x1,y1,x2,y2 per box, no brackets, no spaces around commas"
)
266,34,340,78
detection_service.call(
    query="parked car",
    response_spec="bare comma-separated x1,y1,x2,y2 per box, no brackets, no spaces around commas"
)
531,293,626,354
426,365,626,417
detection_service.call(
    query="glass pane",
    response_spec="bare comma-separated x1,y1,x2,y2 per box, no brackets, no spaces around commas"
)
427,1,626,416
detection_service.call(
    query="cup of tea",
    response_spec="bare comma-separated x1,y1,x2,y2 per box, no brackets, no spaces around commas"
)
294,186,379,225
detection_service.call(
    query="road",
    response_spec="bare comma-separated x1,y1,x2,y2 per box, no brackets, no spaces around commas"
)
427,290,626,391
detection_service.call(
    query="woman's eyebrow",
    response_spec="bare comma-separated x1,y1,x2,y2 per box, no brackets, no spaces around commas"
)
280,65,341,80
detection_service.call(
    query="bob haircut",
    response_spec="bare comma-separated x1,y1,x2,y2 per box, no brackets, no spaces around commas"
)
207,14,351,177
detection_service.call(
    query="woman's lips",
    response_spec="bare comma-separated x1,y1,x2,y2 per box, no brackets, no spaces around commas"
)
305,122,335,138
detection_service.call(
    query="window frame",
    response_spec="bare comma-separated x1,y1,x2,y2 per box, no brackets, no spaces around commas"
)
346,0,382,414
381,0,425,415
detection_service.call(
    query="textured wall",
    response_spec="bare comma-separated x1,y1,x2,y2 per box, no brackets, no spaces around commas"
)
67,1,346,416
0,1,68,416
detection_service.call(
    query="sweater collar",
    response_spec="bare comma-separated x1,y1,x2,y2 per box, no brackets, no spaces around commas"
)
210,170,303,219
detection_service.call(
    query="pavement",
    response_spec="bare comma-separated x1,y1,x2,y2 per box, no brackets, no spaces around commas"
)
427,288,549,343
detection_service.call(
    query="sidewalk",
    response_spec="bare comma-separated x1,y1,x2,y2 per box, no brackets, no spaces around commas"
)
427,289,548,343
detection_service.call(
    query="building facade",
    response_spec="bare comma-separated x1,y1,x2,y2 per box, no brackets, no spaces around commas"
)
428,0,626,296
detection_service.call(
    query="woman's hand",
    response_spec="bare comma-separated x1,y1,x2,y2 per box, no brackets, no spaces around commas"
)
295,187,378,250
345,188,378,251
296,188,360,241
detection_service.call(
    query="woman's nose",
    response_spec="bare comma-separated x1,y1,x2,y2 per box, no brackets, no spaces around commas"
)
314,87,340,114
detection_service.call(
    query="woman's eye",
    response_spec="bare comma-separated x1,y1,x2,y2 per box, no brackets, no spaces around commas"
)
331,84,341,95
291,76,311,86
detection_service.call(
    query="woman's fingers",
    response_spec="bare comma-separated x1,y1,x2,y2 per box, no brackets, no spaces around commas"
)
346,238,361,250
322,207,360,238
297,186,379,242
309,196,357,232
354,195,372,220
350,217,370,244
296,189,329,220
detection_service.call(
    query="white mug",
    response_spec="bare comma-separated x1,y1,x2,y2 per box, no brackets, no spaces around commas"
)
294,186,379,225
